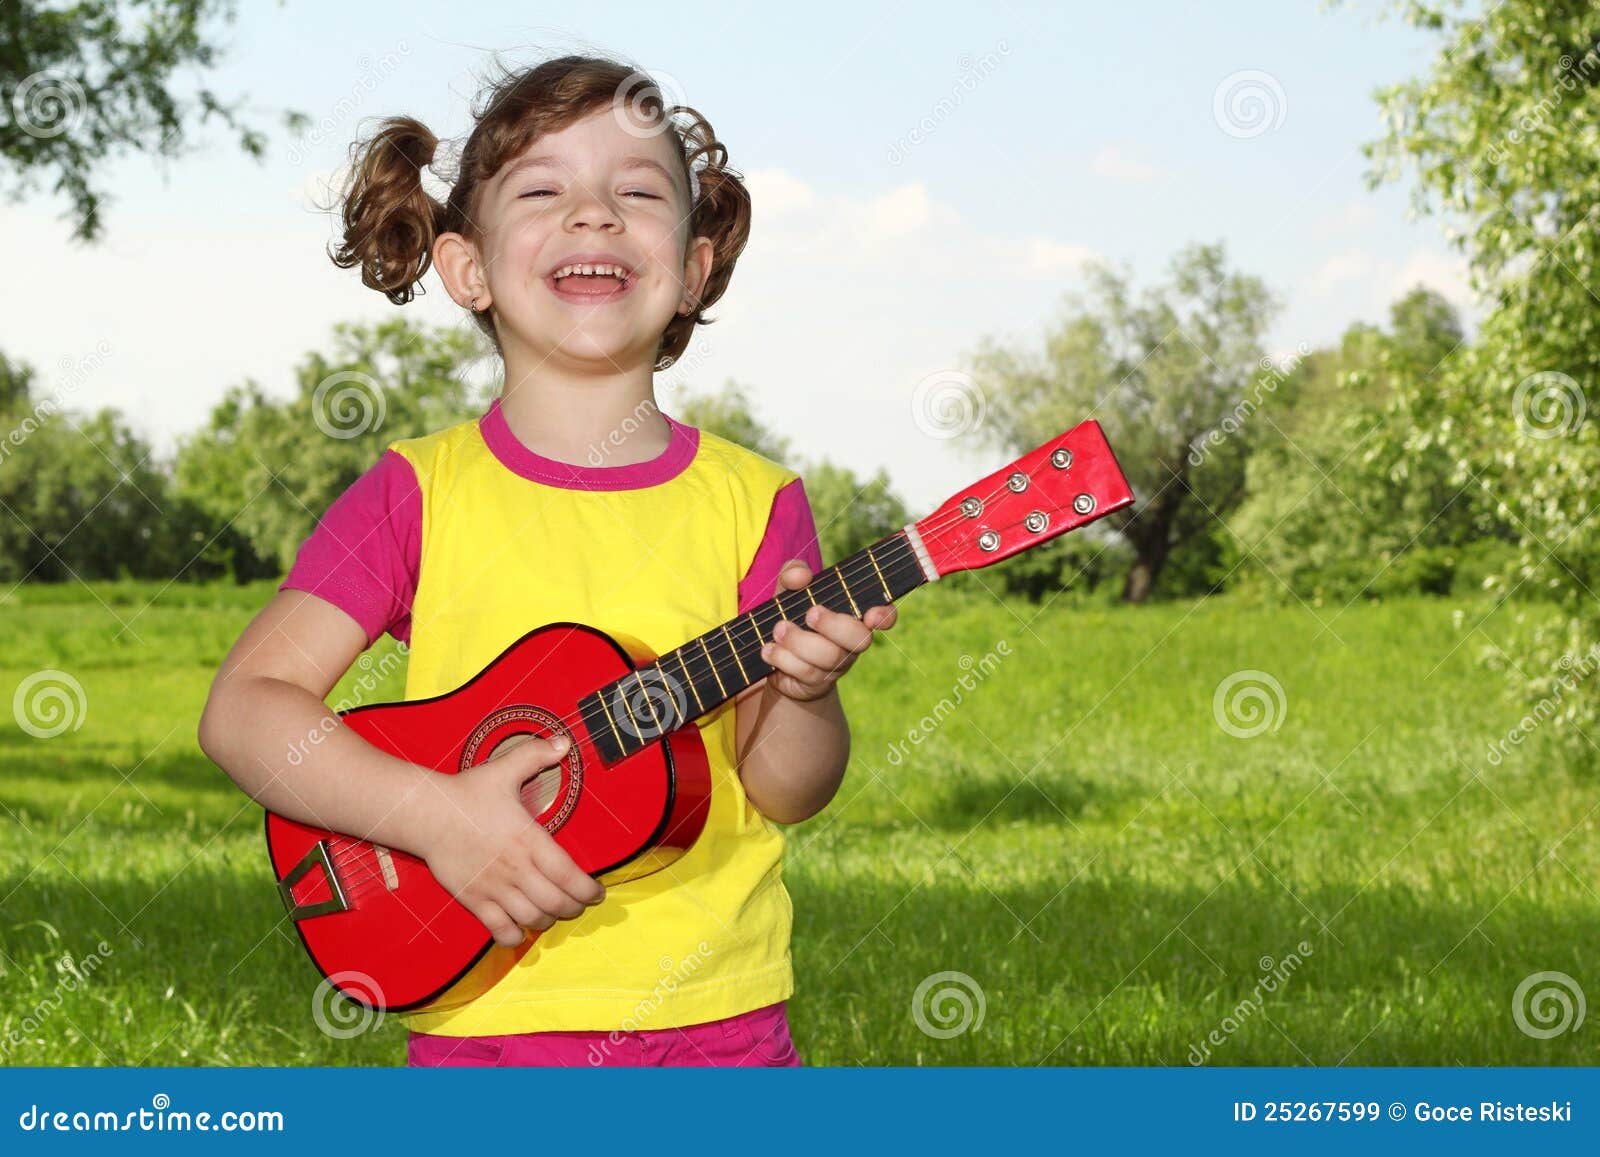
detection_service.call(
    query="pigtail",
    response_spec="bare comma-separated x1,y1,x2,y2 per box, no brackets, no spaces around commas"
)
327,116,447,305
657,107,753,369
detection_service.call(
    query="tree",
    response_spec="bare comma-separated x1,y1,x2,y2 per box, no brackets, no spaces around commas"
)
675,380,910,567
1358,0,1600,762
1226,288,1511,600
1,0,305,242
174,318,488,570
965,241,1280,602
675,380,793,464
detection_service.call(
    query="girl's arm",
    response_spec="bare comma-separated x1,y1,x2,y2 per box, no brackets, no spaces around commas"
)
197,590,604,947
734,561,897,823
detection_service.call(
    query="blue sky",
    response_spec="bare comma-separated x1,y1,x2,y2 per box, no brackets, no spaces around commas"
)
1,0,1478,509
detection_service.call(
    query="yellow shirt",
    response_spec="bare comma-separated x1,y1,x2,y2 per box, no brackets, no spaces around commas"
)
386,399,810,1035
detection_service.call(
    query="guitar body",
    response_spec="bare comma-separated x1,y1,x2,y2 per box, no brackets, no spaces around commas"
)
257,415,1136,1016
264,622,712,1013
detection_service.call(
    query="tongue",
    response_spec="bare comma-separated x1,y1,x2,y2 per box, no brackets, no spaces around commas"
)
556,273,624,297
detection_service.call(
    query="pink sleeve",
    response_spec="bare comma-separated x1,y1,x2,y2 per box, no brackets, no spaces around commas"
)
737,478,825,613
280,449,421,646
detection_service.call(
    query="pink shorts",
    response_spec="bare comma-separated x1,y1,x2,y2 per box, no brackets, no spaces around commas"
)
405,999,802,1067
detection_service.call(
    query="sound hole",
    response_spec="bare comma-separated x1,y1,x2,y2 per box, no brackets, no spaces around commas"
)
489,732,566,821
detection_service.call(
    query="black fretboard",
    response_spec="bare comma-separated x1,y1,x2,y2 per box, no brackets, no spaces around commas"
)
579,530,930,762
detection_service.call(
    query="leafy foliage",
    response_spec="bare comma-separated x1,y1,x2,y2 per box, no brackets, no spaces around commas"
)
0,0,305,241
965,241,1280,602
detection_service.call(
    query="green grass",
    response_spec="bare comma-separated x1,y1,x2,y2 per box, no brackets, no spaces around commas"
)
1,579,1594,1065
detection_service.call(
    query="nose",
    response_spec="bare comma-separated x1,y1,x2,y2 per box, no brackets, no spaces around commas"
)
564,180,622,233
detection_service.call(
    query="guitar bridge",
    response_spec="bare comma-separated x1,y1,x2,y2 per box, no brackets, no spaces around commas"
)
277,840,351,922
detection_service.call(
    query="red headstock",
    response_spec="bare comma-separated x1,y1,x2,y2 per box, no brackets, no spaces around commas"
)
909,420,1134,579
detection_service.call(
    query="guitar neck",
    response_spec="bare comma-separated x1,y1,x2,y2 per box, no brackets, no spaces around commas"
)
581,529,932,763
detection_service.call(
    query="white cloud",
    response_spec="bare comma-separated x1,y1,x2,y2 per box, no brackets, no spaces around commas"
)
1089,145,1157,182
1307,250,1375,295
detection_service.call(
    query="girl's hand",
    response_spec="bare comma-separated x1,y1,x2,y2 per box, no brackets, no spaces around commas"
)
418,733,606,948
759,560,898,703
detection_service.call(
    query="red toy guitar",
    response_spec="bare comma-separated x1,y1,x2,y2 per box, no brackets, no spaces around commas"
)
265,420,1133,1011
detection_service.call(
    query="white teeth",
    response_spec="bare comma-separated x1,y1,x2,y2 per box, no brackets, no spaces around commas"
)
553,262,628,281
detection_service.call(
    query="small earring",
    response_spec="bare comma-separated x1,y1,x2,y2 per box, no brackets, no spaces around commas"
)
470,295,479,311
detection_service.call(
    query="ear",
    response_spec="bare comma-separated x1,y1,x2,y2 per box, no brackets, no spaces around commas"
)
677,235,714,316
434,231,490,311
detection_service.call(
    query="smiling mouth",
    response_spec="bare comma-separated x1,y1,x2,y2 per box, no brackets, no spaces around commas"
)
547,264,634,304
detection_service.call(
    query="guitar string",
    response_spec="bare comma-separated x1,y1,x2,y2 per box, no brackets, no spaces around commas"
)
568,464,1088,746
309,535,932,882
310,474,1089,885
307,463,1098,884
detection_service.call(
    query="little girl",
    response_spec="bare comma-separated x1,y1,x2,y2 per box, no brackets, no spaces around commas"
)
197,53,897,1067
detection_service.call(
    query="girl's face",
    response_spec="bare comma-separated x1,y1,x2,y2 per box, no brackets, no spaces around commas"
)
473,106,711,371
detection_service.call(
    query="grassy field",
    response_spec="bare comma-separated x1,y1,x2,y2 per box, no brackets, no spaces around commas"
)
1,578,1594,1066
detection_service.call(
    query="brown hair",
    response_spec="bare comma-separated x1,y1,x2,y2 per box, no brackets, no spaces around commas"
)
326,54,751,370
